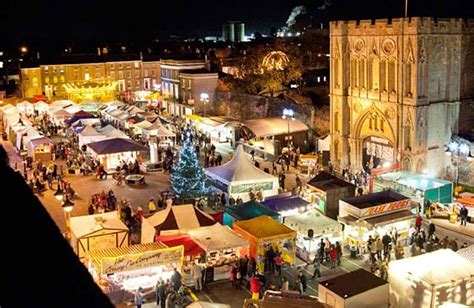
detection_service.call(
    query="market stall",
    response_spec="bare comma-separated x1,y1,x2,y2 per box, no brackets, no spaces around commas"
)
27,136,54,162
141,204,216,243
305,172,356,219
33,101,49,115
205,145,279,202
297,154,319,175
318,269,389,308
373,171,453,205
388,249,474,307
156,234,204,260
70,211,129,259
86,137,147,170
86,243,184,305
261,194,314,219
16,100,34,115
284,209,342,263
52,109,72,125
223,200,281,227
457,245,474,262
233,215,296,273
338,190,414,252
188,223,249,282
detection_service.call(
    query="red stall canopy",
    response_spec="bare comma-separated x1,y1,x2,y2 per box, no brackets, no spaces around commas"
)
156,234,204,257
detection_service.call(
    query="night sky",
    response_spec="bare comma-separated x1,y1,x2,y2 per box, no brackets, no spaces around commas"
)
1,0,472,49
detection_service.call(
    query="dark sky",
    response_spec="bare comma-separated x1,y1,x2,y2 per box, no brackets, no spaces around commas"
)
1,0,472,49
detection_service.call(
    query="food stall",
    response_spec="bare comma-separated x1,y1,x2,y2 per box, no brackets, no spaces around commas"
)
206,145,279,202
223,200,281,227
284,209,342,263
188,223,249,282
388,249,474,307
261,194,314,220
338,190,414,252
86,243,184,305
156,234,204,261
233,216,296,273
141,204,216,243
373,171,453,206
27,136,54,162
298,154,319,174
305,172,356,219
70,211,129,259
86,137,148,170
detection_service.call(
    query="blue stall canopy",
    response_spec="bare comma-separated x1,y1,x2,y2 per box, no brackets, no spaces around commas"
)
87,138,148,155
223,200,280,227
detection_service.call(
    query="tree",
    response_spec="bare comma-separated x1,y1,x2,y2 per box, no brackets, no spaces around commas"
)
171,141,209,199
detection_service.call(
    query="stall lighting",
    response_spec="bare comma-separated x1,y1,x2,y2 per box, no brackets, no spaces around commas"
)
54,187,63,200
382,162,392,168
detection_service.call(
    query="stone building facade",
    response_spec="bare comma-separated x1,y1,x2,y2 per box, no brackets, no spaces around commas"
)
329,17,474,178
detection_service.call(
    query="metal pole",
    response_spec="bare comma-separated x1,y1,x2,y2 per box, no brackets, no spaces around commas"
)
405,0,408,17
287,118,290,148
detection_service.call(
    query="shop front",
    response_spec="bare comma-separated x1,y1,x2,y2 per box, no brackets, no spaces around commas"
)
284,209,342,263
233,216,296,273
86,243,184,304
338,190,414,252
28,136,54,162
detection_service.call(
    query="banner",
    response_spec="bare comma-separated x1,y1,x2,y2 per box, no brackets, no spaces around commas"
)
361,199,411,218
230,181,273,194
101,246,183,275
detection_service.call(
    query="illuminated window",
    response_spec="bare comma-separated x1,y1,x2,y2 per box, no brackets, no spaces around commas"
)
119,63,123,69
127,71,131,78
134,61,139,68
110,71,115,79
144,69,149,77
32,77,38,87
119,71,123,79
135,80,140,88
60,76,65,82
127,80,131,88
45,77,49,84
135,70,140,78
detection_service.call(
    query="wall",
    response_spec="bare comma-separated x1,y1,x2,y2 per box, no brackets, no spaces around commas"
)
345,284,389,308
318,285,346,308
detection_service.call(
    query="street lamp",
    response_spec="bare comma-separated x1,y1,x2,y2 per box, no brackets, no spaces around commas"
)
62,196,75,240
282,108,295,150
200,93,209,117
446,139,472,189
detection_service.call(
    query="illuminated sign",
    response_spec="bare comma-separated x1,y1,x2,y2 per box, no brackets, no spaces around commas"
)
364,199,410,217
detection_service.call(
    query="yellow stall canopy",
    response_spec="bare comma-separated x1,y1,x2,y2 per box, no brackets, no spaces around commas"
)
87,243,184,275
233,215,296,242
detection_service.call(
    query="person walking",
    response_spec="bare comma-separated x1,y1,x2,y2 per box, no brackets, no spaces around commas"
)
297,271,307,295
376,237,383,260
273,253,283,276
311,256,321,280
330,245,338,269
148,197,156,213
415,214,423,232
428,221,436,237
460,205,468,226
191,261,203,292
335,241,342,266
280,276,289,291
382,233,392,258
250,274,261,300
170,268,182,291
394,242,405,260
134,287,145,308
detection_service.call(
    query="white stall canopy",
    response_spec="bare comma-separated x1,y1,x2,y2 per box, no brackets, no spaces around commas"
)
388,249,474,308
188,223,249,252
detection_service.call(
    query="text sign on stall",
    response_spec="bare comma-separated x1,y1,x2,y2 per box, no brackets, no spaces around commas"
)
362,199,411,218
101,246,183,275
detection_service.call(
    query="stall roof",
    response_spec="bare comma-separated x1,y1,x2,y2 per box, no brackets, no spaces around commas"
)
320,269,387,299
285,209,341,235
78,125,102,137
342,190,409,209
378,171,452,190
233,216,296,240
87,138,147,155
70,211,128,238
388,249,474,286
156,234,203,257
225,200,280,222
53,109,71,117
87,242,167,263
188,223,249,252
242,117,308,138
206,145,277,183
261,195,310,213
457,245,474,262
307,172,355,191
29,136,54,146
146,204,216,235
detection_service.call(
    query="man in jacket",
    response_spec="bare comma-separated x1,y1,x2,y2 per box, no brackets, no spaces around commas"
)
460,205,469,226
191,261,203,291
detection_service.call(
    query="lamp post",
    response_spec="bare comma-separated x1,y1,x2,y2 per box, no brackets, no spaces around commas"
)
61,196,75,240
200,93,209,117
282,108,295,150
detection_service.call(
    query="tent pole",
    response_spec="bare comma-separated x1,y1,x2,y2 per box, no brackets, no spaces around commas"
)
430,283,436,308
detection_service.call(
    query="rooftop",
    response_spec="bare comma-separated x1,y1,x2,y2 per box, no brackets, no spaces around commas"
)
307,172,355,191
320,269,387,299
341,190,409,209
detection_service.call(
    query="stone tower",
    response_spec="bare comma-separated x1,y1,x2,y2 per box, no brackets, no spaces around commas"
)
329,17,474,177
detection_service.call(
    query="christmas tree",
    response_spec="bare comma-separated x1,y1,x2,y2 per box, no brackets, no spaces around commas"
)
171,141,209,199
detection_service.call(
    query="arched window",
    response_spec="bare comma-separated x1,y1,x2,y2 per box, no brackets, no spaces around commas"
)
359,58,366,89
334,58,339,88
380,59,387,91
404,63,412,96
334,111,339,133
369,58,379,90
388,61,396,93
351,59,358,88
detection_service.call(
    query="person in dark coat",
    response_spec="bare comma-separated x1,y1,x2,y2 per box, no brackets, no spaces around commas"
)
171,268,182,291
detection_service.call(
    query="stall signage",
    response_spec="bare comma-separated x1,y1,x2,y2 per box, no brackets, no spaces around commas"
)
362,199,410,218
101,246,183,275
230,181,273,194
